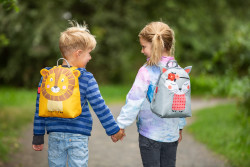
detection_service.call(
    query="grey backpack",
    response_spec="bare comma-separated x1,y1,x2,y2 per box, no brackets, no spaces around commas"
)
150,60,192,118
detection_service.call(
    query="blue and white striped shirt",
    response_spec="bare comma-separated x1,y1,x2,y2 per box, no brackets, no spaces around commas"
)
33,67,120,144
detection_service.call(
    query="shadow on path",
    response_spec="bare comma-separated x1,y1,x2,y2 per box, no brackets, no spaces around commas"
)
1,98,231,167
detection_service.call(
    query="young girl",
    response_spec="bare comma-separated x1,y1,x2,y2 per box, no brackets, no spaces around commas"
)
115,22,186,167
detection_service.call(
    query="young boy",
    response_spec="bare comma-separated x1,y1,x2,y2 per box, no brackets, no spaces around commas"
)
32,21,125,167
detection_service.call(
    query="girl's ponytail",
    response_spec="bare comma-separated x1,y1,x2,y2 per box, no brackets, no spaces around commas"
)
169,29,175,57
148,34,164,66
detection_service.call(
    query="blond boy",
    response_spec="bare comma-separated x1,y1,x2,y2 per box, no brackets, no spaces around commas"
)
32,21,124,167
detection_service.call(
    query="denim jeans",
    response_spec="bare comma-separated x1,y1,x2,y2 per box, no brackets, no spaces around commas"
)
48,132,89,167
139,134,178,167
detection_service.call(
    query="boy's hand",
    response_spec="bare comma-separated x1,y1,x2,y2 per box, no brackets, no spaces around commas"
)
111,129,125,143
32,144,44,151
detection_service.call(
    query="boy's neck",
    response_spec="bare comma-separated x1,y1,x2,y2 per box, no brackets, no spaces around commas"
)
61,61,86,68
62,59,74,67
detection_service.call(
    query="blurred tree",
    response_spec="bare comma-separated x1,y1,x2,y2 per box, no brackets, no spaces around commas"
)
0,0,19,47
0,0,73,86
0,0,249,88
0,0,18,11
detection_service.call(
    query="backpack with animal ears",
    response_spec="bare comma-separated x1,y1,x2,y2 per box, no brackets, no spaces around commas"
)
150,60,192,118
38,58,83,118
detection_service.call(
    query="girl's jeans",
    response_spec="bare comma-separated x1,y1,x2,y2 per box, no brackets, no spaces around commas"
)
139,134,178,167
48,132,89,167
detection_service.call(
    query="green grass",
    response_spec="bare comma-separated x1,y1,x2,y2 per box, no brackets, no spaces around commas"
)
0,87,37,107
0,87,36,161
99,84,131,104
188,103,250,167
0,106,34,161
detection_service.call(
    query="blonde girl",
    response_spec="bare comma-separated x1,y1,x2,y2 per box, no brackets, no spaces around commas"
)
116,22,186,167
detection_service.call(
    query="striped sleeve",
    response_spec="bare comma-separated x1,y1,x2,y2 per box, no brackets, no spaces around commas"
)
33,77,46,136
86,74,120,136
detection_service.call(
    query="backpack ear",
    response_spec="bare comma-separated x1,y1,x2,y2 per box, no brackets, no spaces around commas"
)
184,66,192,74
162,68,167,73
40,69,49,77
73,70,81,78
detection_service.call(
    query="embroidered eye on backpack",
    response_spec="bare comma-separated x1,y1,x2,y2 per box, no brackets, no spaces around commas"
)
150,60,192,118
38,58,82,118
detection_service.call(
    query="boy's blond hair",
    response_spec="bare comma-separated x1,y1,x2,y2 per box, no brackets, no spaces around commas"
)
59,20,96,58
139,22,175,66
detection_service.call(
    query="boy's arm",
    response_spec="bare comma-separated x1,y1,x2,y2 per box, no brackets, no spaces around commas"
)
32,77,46,146
85,75,120,136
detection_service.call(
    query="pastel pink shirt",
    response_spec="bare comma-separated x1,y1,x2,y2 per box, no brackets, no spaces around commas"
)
117,56,186,142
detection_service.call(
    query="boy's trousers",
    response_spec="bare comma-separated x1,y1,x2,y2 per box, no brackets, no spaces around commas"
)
48,132,89,167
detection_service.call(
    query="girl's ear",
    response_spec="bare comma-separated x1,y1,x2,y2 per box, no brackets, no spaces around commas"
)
184,66,192,74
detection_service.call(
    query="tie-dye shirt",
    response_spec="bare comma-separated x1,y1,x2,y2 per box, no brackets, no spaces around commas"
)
117,56,186,142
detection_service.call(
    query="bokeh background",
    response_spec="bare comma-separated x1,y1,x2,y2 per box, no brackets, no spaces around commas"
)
0,0,249,166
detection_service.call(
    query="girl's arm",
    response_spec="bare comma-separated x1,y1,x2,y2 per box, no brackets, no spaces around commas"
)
178,118,186,143
117,66,150,129
179,118,186,130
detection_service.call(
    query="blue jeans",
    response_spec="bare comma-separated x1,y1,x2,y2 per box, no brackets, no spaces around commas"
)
48,132,89,167
139,134,178,167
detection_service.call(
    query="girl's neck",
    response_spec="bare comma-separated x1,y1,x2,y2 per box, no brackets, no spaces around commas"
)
161,50,171,57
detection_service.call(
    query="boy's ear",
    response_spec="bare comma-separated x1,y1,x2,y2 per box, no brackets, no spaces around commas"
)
184,66,192,74
76,49,83,56
40,69,49,77
73,70,81,78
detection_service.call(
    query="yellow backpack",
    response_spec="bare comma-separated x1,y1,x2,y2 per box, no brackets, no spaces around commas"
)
39,58,82,118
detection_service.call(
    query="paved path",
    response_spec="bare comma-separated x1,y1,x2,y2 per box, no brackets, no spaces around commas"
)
1,98,231,167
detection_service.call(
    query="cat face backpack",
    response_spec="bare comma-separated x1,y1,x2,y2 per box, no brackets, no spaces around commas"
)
38,58,82,118
150,60,192,118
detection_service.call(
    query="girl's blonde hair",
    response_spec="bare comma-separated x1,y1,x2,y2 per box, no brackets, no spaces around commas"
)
139,21,175,66
59,20,96,57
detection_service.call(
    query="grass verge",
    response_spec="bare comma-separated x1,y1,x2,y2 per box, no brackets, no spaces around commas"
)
99,84,130,104
0,87,36,161
187,103,250,167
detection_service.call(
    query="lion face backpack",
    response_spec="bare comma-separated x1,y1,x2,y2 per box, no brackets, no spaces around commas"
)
38,58,82,118
150,60,192,118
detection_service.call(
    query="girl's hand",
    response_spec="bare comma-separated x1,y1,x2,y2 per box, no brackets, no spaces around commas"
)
178,129,183,143
32,144,44,151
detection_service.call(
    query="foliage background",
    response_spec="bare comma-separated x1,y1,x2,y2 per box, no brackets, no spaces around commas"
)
0,0,249,165
0,0,249,84
1,0,249,114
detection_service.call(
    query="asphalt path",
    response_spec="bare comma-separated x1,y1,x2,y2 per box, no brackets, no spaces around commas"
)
1,98,231,167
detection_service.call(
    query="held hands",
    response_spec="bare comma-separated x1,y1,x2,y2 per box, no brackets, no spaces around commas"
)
32,144,44,151
111,129,126,143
